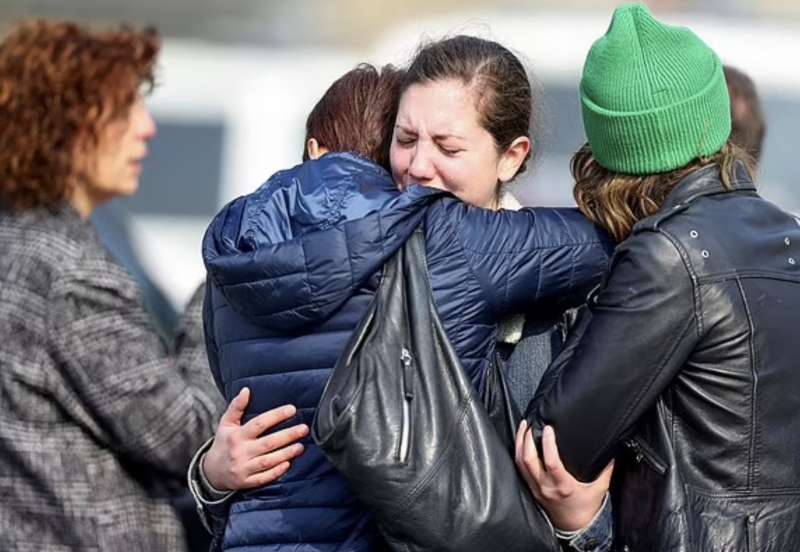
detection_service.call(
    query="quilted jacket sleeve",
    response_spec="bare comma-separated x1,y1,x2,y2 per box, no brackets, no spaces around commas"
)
450,202,613,317
526,231,700,482
47,266,224,477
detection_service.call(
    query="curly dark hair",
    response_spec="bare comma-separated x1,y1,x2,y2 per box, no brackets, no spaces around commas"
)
0,20,160,211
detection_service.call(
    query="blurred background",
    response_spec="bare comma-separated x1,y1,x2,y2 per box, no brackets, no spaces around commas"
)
2,0,798,315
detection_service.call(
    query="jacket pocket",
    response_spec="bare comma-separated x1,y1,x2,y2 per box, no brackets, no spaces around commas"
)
624,437,667,475
685,486,800,552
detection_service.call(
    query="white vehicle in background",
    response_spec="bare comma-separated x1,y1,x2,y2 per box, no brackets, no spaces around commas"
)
128,11,800,310
125,43,358,307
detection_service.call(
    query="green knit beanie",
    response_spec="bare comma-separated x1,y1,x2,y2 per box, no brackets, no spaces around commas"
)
580,3,731,174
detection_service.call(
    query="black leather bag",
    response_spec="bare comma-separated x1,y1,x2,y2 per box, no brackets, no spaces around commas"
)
312,229,559,552
482,350,525,454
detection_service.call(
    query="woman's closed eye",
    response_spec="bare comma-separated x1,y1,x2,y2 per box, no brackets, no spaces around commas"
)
437,143,463,156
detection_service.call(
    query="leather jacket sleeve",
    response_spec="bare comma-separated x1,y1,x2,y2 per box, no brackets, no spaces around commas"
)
527,230,701,482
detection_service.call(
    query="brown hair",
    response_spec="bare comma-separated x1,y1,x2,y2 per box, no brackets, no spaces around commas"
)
0,20,159,211
303,63,404,171
572,141,754,242
724,65,766,163
402,35,541,178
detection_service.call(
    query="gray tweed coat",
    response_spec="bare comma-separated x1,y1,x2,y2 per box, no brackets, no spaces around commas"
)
0,204,224,551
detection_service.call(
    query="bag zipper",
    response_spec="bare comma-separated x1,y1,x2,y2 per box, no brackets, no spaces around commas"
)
398,347,414,463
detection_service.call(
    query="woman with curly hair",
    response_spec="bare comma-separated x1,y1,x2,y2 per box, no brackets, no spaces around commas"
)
0,20,230,551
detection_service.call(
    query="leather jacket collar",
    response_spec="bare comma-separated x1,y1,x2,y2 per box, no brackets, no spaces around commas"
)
661,161,756,212
637,161,756,232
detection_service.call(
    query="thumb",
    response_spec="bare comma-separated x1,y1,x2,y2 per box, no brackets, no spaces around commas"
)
600,460,614,481
596,459,615,487
221,387,250,426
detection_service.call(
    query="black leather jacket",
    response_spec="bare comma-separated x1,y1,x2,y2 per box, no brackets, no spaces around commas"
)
528,164,800,551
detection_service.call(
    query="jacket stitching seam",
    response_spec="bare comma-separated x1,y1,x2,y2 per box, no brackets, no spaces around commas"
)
735,276,759,490
460,239,608,255
659,228,704,336
698,271,800,284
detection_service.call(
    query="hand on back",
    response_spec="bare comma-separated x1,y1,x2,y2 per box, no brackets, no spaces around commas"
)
203,388,309,491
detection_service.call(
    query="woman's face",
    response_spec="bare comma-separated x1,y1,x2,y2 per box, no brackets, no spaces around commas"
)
390,78,529,209
76,95,157,208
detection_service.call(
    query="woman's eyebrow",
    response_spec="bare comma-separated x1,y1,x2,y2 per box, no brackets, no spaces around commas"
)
395,125,466,141
432,132,466,141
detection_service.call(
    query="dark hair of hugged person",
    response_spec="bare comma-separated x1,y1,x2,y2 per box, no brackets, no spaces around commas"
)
302,63,404,170
0,20,159,211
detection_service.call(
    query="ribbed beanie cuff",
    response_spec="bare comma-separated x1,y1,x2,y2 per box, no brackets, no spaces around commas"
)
580,4,732,175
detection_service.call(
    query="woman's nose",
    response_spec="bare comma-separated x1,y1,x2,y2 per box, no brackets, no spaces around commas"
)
407,145,436,183
138,108,157,141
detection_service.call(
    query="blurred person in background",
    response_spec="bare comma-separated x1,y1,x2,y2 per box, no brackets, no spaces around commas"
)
0,20,224,551
191,38,617,552
724,64,766,166
520,4,800,550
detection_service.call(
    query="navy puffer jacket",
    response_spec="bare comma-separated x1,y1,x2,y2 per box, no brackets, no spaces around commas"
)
202,153,612,552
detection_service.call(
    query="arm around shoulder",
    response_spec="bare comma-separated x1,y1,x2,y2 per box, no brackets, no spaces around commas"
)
451,203,613,316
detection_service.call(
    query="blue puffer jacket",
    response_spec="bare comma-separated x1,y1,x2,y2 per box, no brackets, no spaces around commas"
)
202,152,612,552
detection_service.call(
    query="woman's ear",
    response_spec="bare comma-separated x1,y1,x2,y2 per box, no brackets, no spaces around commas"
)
306,138,330,160
497,136,531,183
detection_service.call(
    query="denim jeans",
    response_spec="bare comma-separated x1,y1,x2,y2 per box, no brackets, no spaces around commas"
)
498,314,567,412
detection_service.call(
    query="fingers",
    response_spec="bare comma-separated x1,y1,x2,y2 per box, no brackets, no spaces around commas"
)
600,459,615,479
522,423,542,482
242,404,298,439
514,420,526,467
244,441,305,480
252,423,309,456
515,421,537,495
210,427,307,490
590,459,615,490
541,425,568,481
542,425,582,501
238,440,308,489
243,461,292,488
515,420,542,485
220,387,250,426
